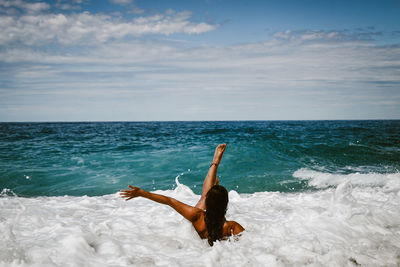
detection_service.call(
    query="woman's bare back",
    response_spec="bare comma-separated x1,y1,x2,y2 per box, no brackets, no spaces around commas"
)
192,209,244,239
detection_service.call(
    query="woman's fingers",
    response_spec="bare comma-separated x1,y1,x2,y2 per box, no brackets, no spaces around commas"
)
120,185,140,200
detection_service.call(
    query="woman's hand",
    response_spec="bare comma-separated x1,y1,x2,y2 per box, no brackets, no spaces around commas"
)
120,185,143,201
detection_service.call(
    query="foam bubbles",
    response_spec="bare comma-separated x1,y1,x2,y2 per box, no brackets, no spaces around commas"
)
71,157,84,165
1,181,400,266
293,168,400,192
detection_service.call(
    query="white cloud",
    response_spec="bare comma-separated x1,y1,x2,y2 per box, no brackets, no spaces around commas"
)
0,9,217,45
129,6,145,15
273,29,384,44
274,30,293,40
53,0,85,10
2,32,399,88
0,0,50,13
109,0,132,5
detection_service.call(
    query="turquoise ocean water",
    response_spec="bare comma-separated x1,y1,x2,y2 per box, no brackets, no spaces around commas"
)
1,120,400,266
1,120,399,197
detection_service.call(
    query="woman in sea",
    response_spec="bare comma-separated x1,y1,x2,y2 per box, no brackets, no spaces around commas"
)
120,144,244,246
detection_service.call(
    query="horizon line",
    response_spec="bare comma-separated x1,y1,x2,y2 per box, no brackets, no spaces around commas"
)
1,119,399,123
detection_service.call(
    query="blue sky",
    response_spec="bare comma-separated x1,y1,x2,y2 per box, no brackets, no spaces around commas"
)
0,0,399,121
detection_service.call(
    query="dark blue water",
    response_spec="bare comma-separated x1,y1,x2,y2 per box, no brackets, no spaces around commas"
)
1,121,399,196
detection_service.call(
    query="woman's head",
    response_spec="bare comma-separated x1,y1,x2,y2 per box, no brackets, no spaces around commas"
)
205,185,228,213
205,185,228,246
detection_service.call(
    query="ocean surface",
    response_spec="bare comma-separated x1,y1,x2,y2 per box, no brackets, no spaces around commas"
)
1,120,399,266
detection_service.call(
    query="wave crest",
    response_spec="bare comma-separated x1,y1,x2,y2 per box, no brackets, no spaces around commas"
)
293,168,400,192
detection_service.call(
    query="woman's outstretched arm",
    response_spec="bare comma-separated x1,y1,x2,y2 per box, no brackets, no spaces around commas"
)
120,185,201,223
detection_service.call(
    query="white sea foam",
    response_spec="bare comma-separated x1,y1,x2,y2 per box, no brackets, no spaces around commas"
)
1,177,400,267
294,168,400,193
71,157,84,165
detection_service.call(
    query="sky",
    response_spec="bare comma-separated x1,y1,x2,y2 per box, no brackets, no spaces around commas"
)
0,0,399,121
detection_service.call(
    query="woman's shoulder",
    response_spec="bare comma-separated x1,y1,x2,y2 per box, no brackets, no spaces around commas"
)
192,209,207,238
223,220,245,236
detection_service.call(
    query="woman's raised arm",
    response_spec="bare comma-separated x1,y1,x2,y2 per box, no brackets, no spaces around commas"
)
120,185,201,223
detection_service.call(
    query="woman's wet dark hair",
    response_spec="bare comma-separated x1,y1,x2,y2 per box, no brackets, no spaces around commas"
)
205,185,228,246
